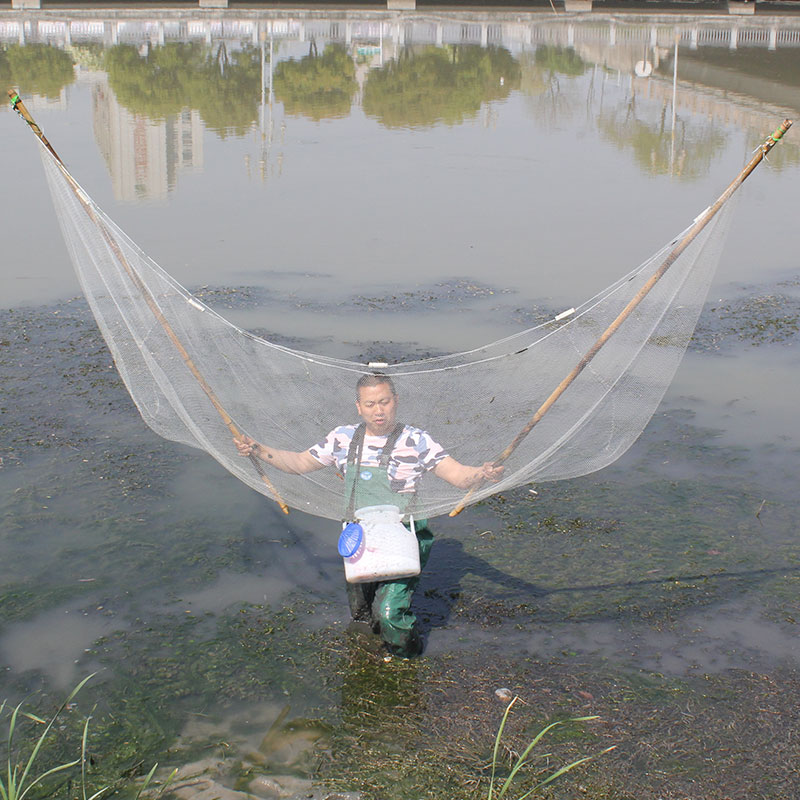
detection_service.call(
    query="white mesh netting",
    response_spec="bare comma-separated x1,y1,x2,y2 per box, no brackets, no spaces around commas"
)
41,141,735,522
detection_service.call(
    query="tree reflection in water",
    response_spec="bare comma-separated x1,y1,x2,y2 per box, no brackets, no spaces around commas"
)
363,45,521,129
520,45,588,127
102,40,522,132
1,43,75,99
273,42,356,121
104,42,262,137
34,32,795,181
598,107,726,179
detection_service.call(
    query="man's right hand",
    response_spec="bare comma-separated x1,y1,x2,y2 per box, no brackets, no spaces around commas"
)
232,436,323,474
234,434,258,457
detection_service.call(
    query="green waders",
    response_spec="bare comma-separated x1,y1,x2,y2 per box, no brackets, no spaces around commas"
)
343,426,432,658
346,525,433,658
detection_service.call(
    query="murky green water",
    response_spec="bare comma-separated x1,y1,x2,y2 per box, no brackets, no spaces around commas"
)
2,8,800,799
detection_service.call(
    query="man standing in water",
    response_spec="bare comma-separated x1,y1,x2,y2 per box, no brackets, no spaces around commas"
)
234,374,502,659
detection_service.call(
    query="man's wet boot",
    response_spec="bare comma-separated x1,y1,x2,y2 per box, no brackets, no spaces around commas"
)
405,626,424,658
387,625,423,659
347,581,376,625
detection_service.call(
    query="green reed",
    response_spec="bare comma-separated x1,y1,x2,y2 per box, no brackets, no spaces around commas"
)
487,696,615,800
1,675,174,800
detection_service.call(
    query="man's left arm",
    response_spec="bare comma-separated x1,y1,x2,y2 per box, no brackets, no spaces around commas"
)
433,456,504,489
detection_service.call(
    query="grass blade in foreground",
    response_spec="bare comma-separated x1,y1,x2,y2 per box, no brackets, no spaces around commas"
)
487,696,615,799
2,674,95,800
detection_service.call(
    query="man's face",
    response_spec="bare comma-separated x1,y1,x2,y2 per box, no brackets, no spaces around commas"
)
356,382,398,436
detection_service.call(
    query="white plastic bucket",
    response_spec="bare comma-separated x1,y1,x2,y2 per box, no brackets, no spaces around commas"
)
342,505,421,584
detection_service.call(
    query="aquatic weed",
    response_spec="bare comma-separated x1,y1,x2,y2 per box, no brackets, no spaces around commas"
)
486,696,615,799
0,675,175,800
0,675,96,800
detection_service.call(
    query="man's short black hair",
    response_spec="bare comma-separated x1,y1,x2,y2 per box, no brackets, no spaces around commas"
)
356,373,396,399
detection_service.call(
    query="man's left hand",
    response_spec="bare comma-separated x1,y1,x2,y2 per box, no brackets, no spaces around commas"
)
480,462,504,483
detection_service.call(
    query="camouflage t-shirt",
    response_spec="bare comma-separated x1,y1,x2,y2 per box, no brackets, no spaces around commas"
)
308,424,448,494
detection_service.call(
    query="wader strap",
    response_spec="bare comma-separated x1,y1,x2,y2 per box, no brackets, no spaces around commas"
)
381,422,417,519
345,423,367,520
345,422,405,520
346,423,367,469
379,423,406,468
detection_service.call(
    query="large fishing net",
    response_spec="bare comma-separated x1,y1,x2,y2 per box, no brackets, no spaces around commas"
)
40,138,736,522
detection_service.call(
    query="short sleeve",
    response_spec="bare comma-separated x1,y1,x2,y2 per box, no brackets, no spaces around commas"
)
393,427,448,473
417,431,448,470
308,425,354,469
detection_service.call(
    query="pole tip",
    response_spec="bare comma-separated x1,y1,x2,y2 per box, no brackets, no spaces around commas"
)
771,119,793,142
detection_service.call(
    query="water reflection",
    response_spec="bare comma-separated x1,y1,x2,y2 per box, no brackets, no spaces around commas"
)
0,42,74,98
533,42,588,78
3,10,800,673
105,42,263,135
3,12,799,204
92,81,203,203
363,45,520,128
274,42,356,120
597,107,726,178
0,601,118,688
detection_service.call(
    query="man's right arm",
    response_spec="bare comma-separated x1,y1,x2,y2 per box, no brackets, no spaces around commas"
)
234,435,323,474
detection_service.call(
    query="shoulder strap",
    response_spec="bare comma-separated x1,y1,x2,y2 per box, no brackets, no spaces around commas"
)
346,423,367,467
379,422,406,468
345,423,366,520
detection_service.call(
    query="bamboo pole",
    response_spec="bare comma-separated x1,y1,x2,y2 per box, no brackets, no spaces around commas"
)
8,88,290,514
450,119,793,517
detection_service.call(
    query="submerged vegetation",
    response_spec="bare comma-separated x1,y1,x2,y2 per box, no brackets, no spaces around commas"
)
2,290,800,797
0,675,174,800
696,288,800,349
486,697,615,799
0,675,95,800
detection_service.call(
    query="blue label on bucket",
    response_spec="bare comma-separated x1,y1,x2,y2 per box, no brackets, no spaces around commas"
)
338,522,363,558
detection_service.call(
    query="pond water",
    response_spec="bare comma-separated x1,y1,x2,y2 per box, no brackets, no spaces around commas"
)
1,7,800,799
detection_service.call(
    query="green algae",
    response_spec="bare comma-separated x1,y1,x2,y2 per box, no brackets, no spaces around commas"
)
2,294,800,799
694,288,800,351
